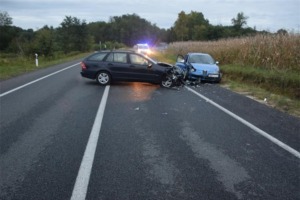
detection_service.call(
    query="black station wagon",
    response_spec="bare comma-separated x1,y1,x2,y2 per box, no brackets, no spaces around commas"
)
80,50,173,86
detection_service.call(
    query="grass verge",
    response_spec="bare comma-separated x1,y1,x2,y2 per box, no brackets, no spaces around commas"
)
0,52,91,80
220,79,300,118
220,64,300,100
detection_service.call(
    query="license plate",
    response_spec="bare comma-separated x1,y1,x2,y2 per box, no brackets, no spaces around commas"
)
209,74,219,78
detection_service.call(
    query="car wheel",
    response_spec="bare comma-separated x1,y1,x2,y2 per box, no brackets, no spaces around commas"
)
96,71,111,85
161,75,173,88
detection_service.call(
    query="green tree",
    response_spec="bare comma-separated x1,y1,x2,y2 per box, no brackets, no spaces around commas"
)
8,29,34,55
0,11,15,51
206,25,225,40
277,29,288,35
173,11,189,41
106,14,161,46
58,16,92,53
231,12,248,29
187,11,209,40
0,11,12,26
0,26,23,51
173,11,209,41
87,21,109,44
33,26,56,56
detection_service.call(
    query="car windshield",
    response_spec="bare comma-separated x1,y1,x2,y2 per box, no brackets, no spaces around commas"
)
188,54,215,64
143,54,157,64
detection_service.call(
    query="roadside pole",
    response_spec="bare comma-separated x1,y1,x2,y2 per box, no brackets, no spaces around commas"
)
35,53,38,67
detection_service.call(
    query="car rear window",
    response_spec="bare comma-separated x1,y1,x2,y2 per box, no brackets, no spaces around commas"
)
87,53,108,61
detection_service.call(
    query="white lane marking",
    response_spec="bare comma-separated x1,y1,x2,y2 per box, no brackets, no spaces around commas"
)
186,86,300,159
0,63,80,97
71,85,110,200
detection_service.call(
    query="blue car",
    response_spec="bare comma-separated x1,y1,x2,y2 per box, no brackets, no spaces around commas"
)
175,53,222,83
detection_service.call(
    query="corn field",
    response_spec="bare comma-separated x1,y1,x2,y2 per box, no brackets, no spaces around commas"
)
168,34,300,72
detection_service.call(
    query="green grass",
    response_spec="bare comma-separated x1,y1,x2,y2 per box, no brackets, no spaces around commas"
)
220,64,300,100
221,79,300,117
0,52,91,80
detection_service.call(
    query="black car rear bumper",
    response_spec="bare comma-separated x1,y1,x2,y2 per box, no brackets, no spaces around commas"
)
80,71,96,79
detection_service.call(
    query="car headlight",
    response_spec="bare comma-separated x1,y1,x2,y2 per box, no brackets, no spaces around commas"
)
214,69,220,74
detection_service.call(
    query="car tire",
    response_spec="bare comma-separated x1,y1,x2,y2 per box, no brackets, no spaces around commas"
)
96,71,111,85
161,75,173,88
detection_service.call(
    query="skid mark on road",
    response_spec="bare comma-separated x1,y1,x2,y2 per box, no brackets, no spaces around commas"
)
143,135,178,185
180,121,249,199
135,122,185,197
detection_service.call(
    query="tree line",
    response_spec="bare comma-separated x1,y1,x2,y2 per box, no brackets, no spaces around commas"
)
0,10,287,57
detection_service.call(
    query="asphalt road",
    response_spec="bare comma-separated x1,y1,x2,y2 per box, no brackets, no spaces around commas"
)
0,60,299,200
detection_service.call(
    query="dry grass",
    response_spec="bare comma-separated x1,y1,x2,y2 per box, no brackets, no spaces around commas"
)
168,34,300,71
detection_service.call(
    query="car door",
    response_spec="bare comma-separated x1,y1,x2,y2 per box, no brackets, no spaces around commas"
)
105,52,132,79
128,53,157,81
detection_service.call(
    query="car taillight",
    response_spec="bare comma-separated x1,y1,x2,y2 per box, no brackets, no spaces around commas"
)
81,62,87,70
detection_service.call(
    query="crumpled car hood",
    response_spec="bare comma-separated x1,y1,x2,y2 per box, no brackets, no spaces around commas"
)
157,62,173,68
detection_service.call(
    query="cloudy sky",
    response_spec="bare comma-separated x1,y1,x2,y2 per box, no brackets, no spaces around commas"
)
1,0,300,32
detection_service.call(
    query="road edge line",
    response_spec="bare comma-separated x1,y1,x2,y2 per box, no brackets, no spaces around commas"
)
186,86,300,159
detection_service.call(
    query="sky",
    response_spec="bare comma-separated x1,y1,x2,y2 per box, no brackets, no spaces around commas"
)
1,0,300,33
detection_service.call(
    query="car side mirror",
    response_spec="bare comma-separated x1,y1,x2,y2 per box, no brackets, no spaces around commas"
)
147,63,152,68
